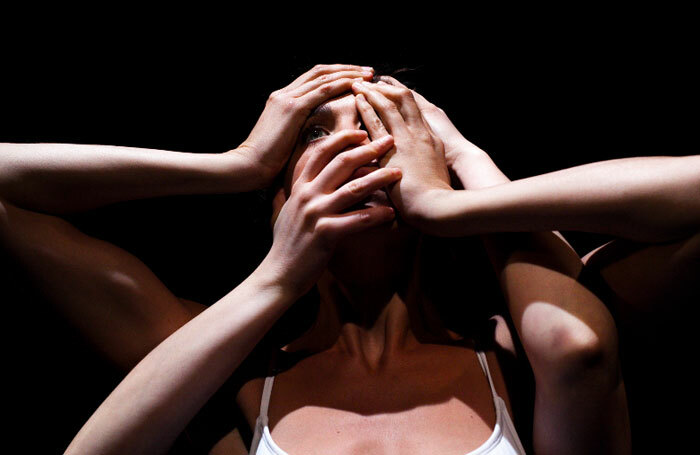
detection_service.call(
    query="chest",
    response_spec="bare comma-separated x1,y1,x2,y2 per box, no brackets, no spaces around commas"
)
237,347,503,455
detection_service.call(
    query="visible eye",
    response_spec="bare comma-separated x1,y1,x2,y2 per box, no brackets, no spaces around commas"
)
302,126,329,143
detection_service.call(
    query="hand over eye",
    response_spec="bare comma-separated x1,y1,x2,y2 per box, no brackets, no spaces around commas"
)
265,130,401,297
235,64,375,188
351,80,452,228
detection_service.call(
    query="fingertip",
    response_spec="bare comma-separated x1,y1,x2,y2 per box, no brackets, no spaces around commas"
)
377,134,394,145
336,129,367,143
344,129,367,142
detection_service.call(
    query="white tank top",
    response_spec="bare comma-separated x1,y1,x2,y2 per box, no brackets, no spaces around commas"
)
248,350,527,454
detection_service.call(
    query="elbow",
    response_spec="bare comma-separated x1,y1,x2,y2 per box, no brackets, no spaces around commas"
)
548,325,619,386
523,303,622,390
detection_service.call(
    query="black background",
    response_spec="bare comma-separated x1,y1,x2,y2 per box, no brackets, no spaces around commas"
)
1,14,697,454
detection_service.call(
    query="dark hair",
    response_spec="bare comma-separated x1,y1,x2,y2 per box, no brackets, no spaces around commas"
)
372,65,422,88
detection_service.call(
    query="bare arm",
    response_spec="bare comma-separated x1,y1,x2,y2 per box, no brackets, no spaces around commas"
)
352,80,631,454
427,103,633,454
423,155,700,243
65,129,400,455
0,143,268,214
65,258,296,454
417,92,633,454
483,231,630,454
0,65,377,215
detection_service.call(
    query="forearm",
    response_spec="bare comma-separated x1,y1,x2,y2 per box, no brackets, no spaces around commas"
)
66,258,297,455
0,143,268,214
432,155,700,242
474,176,629,454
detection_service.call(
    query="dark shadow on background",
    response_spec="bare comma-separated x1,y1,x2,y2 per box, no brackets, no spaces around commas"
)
2,30,697,453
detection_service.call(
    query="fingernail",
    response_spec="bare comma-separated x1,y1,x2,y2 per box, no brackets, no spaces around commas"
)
362,71,373,77
362,66,374,72
356,93,366,102
352,81,362,90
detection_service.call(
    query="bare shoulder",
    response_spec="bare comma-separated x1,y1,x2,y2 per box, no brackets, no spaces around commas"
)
237,376,266,427
196,343,273,455
235,346,318,430
580,231,700,313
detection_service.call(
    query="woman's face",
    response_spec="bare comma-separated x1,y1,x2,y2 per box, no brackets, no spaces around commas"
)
274,91,418,260
285,92,372,196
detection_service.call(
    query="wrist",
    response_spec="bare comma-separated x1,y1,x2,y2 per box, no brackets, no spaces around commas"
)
416,188,489,237
248,255,302,306
450,146,510,191
410,187,457,235
220,148,276,192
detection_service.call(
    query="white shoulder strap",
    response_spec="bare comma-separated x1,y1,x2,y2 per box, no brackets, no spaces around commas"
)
259,375,275,418
249,376,275,454
476,351,499,401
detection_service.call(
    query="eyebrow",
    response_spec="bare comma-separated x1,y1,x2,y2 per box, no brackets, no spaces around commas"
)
308,103,334,120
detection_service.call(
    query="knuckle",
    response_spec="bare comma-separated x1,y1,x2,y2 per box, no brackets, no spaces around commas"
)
282,97,297,113
417,131,432,143
269,91,297,113
398,87,412,99
267,90,282,103
346,179,364,196
318,83,333,95
335,152,353,166
296,186,314,205
315,218,335,239
301,205,315,224
304,199,323,217
385,101,399,112
372,117,385,130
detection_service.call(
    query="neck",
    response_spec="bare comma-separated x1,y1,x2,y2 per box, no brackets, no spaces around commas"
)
284,233,454,373
319,267,418,372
